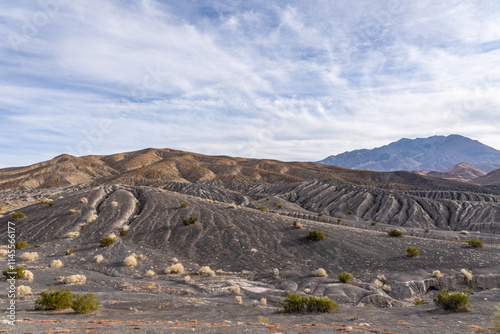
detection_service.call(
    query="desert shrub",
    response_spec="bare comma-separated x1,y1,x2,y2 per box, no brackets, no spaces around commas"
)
182,216,198,226
461,269,473,283
277,204,283,208
72,290,99,314
292,220,303,229
382,284,392,293
111,201,118,207
313,268,328,277
406,246,419,258
433,289,472,312
107,233,117,240
347,211,352,215
460,230,469,235
50,259,63,268
11,212,25,220
63,275,86,285
0,248,7,256
87,214,98,223
493,304,500,333
3,266,24,279
373,279,383,288
257,205,267,212
119,230,127,236
424,228,430,233
16,285,33,297
165,263,185,274
305,230,326,241
337,218,343,223
467,239,483,248
49,202,55,207
94,255,104,264
35,286,73,311
20,252,39,262
371,221,378,226
65,248,74,256
318,212,324,216
163,186,169,190
414,298,425,305
432,270,444,278
66,231,80,238
15,241,28,249
229,285,241,294
260,298,267,305
68,209,76,215
388,229,403,237
144,269,155,277
338,272,353,284
234,296,243,305
22,270,34,282
122,225,130,231
99,237,115,247
123,255,137,267
257,316,268,324
197,266,215,277
281,293,338,313
80,197,88,204
34,244,40,248
180,202,189,208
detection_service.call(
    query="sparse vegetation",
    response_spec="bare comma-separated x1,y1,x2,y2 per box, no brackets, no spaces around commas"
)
11,212,25,220
257,316,268,324
305,230,325,241
197,266,215,277
260,298,267,305
467,239,483,248
229,285,241,294
62,275,86,285
163,186,169,190
111,201,118,207
292,220,303,229
65,248,74,256
460,230,470,235
123,255,137,267
277,204,283,208
461,269,473,283
433,288,472,312
280,293,338,313
3,266,24,279
72,290,100,314
165,263,185,274
22,270,34,281
432,270,445,278
66,231,80,238
337,218,343,223
80,197,88,204
15,240,28,249
16,285,33,297
99,237,115,247
34,244,40,248
414,298,425,305
144,269,155,277
235,296,243,305
318,212,324,216
406,246,419,258
424,228,430,233
347,211,352,215
338,272,353,284
119,229,127,236
257,205,267,212
68,209,76,215
87,214,98,223
313,268,327,277
49,202,55,207
20,252,39,262
182,216,198,226
35,286,73,311
180,202,189,208
94,255,104,264
50,259,63,268
388,229,403,237
371,221,378,226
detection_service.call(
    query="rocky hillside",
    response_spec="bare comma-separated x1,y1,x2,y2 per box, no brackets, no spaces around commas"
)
421,162,487,182
472,167,500,186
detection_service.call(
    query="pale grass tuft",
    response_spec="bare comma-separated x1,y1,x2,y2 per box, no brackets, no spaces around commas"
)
172,257,179,263
313,268,328,277
20,252,39,262
87,214,98,223
63,274,86,285
304,288,311,294
382,284,392,293
432,270,445,278
40,197,51,203
16,285,33,297
124,255,137,267
50,259,63,268
144,270,155,277
66,231,80,238
460,230,470,235
229,285,241,294
80,197,88,204
260,298,267,305
235,296,243,305
111,201,118,207
0,248,8,256
94,254,104,264
165,263,184,274
373,279,383,288
22,270,34,282
461,269,473,283
198,266,216,277
107,233,117,240
68,209,77,215
257,316,268,324
122,225,130,231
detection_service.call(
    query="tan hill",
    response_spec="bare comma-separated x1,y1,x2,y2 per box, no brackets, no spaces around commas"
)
421,162,487,182
471,167,500,186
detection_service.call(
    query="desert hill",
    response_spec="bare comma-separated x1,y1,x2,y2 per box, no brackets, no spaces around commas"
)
420,162,487,182
472,167,500,186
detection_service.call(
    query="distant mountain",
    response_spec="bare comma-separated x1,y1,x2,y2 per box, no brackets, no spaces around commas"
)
472,168,500,186
421,162,487,182
319,135,500,173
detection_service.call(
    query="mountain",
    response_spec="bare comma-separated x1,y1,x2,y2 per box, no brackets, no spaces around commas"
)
472,167,500,186
422,162,487,182
319,134,500,173
0,147,497,193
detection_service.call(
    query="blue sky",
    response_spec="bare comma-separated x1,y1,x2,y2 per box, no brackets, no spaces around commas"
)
1,0,500,168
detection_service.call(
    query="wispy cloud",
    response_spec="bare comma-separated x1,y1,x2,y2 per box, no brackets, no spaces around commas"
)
0,0,499,167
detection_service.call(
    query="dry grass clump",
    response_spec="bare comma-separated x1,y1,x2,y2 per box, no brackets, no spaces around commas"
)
382,284,392,293
87,214,98,223
260,298,267,305
123,255,137,267
198,266,216,277
461,269,473,283
50,259,63,268
111,201,118,207
373,279,383,287
0,248,8,256
16,285,33,297
80,197,88,204
68,209,77,215
229,285,241,294
292,220,303,229
235,296,243,305
172,257,179,263
22,270,34,282
63,274,86,285
66,231,80,238
144,270,155,277
122,225,130,231
40,197,52,203
432,270,445,278
165,263,185,274
94,254,104,264
20,252,39,262
460,230,470,235
107,233,117,240
313,268,328,277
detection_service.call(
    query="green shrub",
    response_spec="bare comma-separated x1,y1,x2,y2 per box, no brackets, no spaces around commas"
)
99,237,115,247
180,202,189,208
65,249,74,256
49,202,55,207
467,239,483,248
338,272,353,284
182,216,198,226
433,289,472,312
35,286,73,311
11,212,25,220
292,220,303,229
305,230,325,241
163,186,170,190
337,218,343,223
2,266,24,279
277,204,283,208
281,292,338,313
266,197,269,201
371,221,378,226
414,298,425,305
407,246,419,258
257,205,267,212
68,209,76,215
347,211,352,215
72,290,100,314
424,228,430,233
34,244,40,248
119,230,127,236
318,212,324,216
15,240,28,249
388,229,403,237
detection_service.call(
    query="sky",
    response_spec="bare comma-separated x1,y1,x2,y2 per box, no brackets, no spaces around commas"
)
1,0,500,168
